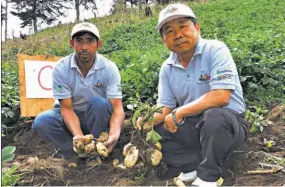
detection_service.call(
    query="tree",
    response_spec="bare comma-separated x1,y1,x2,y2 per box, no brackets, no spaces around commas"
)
1,0,8,40
10,0,68,33
72,0,98,22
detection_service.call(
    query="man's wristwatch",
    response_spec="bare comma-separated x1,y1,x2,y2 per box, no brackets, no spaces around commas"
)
172,108,182,126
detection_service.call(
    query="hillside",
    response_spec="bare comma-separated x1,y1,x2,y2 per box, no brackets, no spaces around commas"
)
1,0,285,186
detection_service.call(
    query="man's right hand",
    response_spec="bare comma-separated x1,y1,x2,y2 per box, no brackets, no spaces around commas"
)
73,135,95,158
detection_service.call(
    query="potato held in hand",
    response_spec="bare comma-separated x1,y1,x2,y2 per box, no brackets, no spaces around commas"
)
97,132,109,142
84,140,96,154
73,139,85,150
96,142,109,157
82,134,94,145
146,148,162,167
124,146,139,168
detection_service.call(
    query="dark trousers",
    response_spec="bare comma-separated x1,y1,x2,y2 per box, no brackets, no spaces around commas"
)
32,96,112,158
154,107,248,182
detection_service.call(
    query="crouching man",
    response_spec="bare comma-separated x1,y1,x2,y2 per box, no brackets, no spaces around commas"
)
33,22,125,159
137,4,248,187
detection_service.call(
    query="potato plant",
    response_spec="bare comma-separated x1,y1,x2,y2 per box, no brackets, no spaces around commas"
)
115,102,163,169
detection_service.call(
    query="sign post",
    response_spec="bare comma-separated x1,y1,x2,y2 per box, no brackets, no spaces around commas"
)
18,53,62,117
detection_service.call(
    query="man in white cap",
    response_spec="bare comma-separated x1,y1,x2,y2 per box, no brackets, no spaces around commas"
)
33,22,125,161
137,3,248,187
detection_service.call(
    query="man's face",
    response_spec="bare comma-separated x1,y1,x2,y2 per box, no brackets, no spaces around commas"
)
161,17,200,55
70,33,102,64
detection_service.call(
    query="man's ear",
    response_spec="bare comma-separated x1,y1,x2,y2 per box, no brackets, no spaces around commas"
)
97,40,102,49
161,36,168,47
69,39,74,48
195,23,201,33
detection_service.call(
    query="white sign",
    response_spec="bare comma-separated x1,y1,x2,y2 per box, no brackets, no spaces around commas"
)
24,60,59,98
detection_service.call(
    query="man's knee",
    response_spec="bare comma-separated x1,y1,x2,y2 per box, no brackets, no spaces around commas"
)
33,113,50,132
32,110,59,133
88,96,111,111
198,108,229,132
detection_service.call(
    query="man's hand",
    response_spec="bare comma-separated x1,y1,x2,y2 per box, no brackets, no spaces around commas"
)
136,117,152,131
163,113,178,133
73,135,88,158
103,134,119,153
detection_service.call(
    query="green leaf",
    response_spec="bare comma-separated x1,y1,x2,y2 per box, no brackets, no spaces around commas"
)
150,130,162,144
146,131,152,142
2,146,16,155
2,153,15,163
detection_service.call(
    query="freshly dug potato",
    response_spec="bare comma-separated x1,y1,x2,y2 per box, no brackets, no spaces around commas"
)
124,146,139,168
146,148,162,167
113,159,120,167
84,140,96,154
173,177,186,187
97,132,109,142
155,142,162,150
82,134,94,145
73,139,85,150
96,142,109,157
116,164,127,169
113,159,127,169
68,163,77,168
122,142,133,157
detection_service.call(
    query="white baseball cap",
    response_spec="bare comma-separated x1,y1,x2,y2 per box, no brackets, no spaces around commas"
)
71,22,100,39
156,3,196,32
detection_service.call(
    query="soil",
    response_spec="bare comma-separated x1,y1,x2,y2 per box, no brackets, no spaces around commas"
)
2,104,285,186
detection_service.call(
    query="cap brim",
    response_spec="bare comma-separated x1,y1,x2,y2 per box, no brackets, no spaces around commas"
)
71,29,100,39
156,14,195,32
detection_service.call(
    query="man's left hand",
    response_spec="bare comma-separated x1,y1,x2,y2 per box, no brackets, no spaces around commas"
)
103,134,119,153
164,109,184,133
164,113,178,133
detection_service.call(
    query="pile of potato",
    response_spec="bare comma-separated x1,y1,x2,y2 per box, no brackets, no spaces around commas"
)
73,132,163,169
73,132,109,158
113,141,163,169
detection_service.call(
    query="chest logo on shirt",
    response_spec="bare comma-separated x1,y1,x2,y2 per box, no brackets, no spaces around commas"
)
95,80,104,88
198,71,210,84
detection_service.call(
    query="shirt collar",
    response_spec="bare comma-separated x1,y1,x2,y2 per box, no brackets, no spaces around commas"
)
166,36,206,65
70,53,105,70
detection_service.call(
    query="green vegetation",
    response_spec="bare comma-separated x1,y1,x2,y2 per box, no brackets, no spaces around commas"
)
245,107,272,133
2,0,285,129
1,146,20,186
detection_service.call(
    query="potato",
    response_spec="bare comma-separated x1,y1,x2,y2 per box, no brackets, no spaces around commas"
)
84,140,96,154
124,146,139,168
96,142,109,157
113,159,120,167
68,163,77,168
122,142,133,157
173,177,186,187
73,139,85,150
116,163,127,169
97,132,109,142
82,134,94,145
146,148,162,167
155,142,162,150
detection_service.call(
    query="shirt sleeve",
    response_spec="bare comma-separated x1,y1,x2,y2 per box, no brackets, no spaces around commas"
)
52,68,72,99
157,66,177,108
105,64,122,99
209,45,237,91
